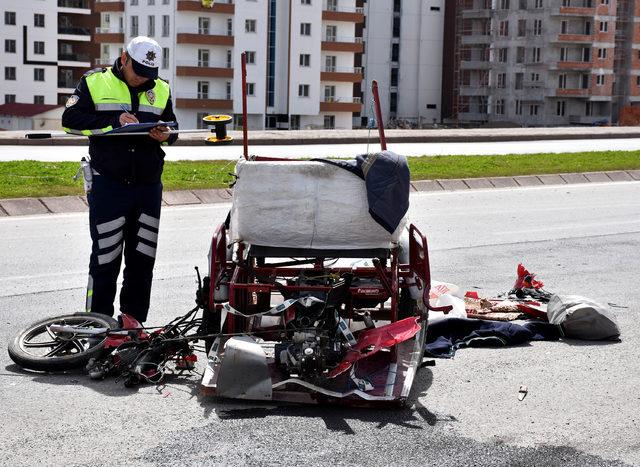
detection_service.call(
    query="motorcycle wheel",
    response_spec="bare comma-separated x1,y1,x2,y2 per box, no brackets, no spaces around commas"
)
8,313,119,372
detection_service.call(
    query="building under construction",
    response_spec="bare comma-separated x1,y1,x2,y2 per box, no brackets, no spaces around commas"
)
445,0,640,126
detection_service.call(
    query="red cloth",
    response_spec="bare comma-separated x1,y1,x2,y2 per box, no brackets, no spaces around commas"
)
328,317,421,378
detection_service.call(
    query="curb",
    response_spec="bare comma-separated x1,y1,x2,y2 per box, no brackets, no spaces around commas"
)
1,171,638,217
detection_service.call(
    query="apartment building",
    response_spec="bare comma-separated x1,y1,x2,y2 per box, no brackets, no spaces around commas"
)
361,0,445,127
447,0,640,126
94,0,364,130
1,0,98,106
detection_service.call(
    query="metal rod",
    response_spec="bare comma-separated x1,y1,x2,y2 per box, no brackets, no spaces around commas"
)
241,51,249,160
26,129,214,139
371,80,387,151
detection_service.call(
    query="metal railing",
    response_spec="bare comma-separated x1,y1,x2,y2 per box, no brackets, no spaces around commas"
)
176,60,232,68
322,36,363,43
58,53,90,61
322,96,362,104
322,66,362,73
58,26,91,35
95,27,124,34
58,0,90,7
323,3,363,13
176,27,231,36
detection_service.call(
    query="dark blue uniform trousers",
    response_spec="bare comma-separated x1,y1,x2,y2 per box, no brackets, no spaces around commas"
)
86,174,162,323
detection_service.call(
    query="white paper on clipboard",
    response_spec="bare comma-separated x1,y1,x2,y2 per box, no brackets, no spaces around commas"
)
104,121,177,135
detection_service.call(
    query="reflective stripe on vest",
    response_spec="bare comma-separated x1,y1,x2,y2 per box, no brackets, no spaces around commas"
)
84,67,170,120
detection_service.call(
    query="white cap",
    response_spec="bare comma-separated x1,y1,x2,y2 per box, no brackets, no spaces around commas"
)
126,36,161,79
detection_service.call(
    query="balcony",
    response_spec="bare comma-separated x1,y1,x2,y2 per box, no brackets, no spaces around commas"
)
459,86,490,96
460,34,492,45
94,27,124,43
461,8,492,18
556,88,590,97
555,60,593,70
58,26,91,41
177,0,234,14
94,0,125,13
175,93,233,110
460,60,492,70
554,33,594,44
322,4,365,23
177,28,234,46
550,6,596,17
321,37,364,53
58,53,91,67
320,66,363,82
320,97,362,112
176,62,233,78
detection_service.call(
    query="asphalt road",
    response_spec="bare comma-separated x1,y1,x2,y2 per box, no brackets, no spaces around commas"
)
0,181,639,466
2,137,640,161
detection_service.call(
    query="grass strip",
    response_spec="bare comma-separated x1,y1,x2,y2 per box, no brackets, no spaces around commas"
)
0,150,638,199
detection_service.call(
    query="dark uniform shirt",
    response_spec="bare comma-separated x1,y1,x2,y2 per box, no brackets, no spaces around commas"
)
61,58,178,184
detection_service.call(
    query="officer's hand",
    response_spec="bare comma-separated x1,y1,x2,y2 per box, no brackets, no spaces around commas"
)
119,113,139,126
149,125,170,142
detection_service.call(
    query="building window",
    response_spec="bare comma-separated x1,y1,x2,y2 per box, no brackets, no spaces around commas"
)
131,16,138,36
529,104,539,116
148,15,155,36
148,0,155,4
556,100,566,116
301,0,311,4
246,82,255,96
584,21,591,35
298,84,309,97
601,0,609,4
5,67,16,80
198,49,209,67
533,19,542,35
390,92,398,113
516,47,525,63
198,17,210,34
515,99,522,115
598,48,607,59
637,76,640,87
162,47,169,69
586,102,594,116
582,47,591,62
391,68,398,87
34,13,45,28
245,51,256,64
497,73,507,88
227,18,233,36
500,0,510,9
299,53,310,66
325,55,336,71
498,48,508,63
495,99,505,115
599,21,608,32
324,115,335,129
162,15,170,36
290,115,300,130
300,22,311,36
5,11,16,25
325,25,337,41
581,74,590,88
561,20,567,34
34,68,45,81
196,112,208,129
163,0,169,4
324,85,335,101
226,49,232,68
226,81,231,99
34,95,45,104
560,47,568,61
596,74,605,86
515,73,523,89
197,81,209,99
392,17,400,37
499,20,509,37
558,74,567,89
34,41,45,55
131,0,138,5
532,47,541,62
245,19,256,33
519,0,526,9
5,94,16,103
391,43,399,62
535,0,543,7
517,19,526,37
5,39,15,53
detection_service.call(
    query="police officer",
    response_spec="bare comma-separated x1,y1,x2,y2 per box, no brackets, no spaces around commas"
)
61,36,178,325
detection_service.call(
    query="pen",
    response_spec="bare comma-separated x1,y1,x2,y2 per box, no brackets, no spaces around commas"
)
120,104,133,115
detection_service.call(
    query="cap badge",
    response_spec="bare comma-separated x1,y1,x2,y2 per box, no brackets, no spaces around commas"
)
146,89,156,105
146,50,156,62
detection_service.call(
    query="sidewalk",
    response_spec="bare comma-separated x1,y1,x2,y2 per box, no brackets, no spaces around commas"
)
1,170,638,217
3,126,640,146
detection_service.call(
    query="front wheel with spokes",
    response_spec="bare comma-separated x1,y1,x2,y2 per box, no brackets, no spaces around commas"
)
8,313,119,372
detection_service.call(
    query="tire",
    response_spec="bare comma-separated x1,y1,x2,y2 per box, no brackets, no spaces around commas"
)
8,313,119,372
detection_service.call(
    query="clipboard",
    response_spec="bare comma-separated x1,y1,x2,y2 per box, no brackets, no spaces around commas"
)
105,121,178,135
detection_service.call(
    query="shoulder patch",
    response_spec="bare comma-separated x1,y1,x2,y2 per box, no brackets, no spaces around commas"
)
83,67,106,77
65,94,79,108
